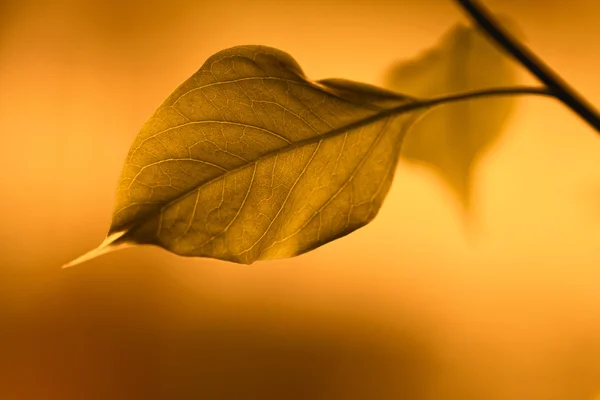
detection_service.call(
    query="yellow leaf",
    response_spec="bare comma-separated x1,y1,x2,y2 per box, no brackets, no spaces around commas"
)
63,46,423,267
382,22,518,216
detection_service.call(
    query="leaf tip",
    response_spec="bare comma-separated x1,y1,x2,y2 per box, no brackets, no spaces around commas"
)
61,249,99,269
60,231,129,270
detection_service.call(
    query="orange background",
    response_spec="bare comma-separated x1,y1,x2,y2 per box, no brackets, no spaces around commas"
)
1,0,600,399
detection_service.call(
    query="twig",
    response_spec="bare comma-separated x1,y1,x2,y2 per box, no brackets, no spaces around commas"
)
453,0,600,133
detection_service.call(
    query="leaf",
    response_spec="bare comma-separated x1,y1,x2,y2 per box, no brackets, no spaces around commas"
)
382,21,518,214
63,45,422,267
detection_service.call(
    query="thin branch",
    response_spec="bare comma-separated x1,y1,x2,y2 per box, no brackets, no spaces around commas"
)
453,0,600,133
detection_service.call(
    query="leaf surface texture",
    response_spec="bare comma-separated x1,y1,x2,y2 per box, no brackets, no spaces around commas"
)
105,46,419,264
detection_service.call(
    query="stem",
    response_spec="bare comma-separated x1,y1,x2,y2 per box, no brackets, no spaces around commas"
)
418,85,552,109
453,0,600,133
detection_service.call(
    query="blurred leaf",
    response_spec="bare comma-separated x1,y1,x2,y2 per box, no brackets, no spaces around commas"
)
382,22,518,215
64,45,423,267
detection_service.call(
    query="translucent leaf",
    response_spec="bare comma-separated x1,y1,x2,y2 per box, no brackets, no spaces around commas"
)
382,22,518,215
64,45,422,267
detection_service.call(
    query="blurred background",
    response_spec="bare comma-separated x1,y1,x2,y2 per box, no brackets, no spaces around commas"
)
1,0,600,398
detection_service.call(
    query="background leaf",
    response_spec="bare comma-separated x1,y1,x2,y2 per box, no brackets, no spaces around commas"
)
382,21,519,218
65,45,422,267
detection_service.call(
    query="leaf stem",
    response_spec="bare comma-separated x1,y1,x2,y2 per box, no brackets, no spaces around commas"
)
301,86,552,137
269,85,551,143
453,0,600,133
419,85,552,109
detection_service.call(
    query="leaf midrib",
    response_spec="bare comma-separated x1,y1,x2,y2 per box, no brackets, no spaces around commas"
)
113,97,424,241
